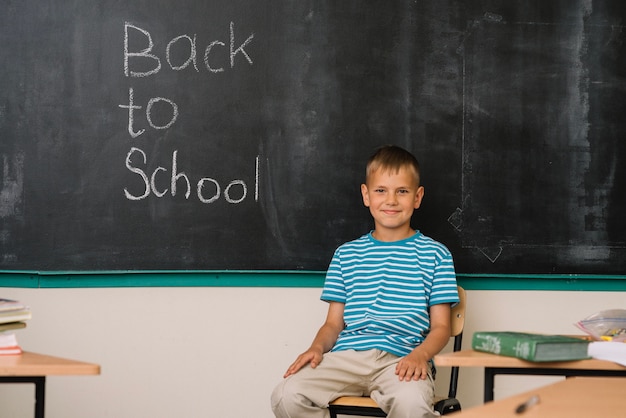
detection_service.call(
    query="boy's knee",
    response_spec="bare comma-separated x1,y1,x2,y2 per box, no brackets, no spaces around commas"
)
391,395,437,418
271,380,292,417
271,378,328,418
377,381,438,418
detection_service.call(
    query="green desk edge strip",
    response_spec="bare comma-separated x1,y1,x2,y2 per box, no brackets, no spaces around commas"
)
0,271,625,291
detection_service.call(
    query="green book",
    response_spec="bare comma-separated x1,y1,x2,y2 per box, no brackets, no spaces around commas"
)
472,331,590,362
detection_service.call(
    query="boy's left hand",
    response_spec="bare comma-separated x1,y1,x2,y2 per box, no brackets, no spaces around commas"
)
395,350,430,381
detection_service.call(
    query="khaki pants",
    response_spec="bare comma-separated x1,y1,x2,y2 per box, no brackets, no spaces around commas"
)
271,349,439,418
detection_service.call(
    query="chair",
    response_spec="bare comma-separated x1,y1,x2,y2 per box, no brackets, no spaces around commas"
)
328,286,466,417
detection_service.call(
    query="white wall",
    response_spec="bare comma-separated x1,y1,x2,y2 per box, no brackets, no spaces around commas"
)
0,287,623,417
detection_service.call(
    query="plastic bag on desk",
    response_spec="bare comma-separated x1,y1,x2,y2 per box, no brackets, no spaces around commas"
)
575,309,626,342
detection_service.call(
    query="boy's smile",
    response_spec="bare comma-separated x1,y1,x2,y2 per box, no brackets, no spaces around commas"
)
361,166,424,242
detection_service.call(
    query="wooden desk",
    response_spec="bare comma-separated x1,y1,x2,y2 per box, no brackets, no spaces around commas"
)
450,377,626,417
0,352,100,418
433,349,626,402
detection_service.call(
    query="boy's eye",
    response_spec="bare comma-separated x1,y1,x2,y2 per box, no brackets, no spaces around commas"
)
398,189,409,194
374,189,385,193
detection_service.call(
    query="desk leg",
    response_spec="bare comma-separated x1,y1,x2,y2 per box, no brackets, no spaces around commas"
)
483,368,495,403
34,376,46,418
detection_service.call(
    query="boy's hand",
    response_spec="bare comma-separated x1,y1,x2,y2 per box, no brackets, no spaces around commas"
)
283,302,344,378
395,350,430,381
283,349,324,378
395,303,452,381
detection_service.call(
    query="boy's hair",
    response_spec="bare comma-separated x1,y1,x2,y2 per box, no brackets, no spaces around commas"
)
365,145,421,185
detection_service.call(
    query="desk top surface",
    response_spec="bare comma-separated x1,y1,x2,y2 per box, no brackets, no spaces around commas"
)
452,377,626,417
434,349,626,370
0,351,100,376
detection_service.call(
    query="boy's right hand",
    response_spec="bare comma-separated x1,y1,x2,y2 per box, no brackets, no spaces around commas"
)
283,302,344,378
283,349,323,378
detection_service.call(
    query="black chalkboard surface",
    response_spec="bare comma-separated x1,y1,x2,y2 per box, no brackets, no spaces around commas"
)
1,1,625,274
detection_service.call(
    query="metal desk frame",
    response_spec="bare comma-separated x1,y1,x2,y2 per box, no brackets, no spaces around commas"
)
0,376,46,418
483,366,626,402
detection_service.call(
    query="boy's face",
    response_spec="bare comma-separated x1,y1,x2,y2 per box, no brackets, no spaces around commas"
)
361,166,424,241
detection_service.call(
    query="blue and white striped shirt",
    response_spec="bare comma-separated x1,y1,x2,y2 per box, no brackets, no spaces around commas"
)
321,231,459,357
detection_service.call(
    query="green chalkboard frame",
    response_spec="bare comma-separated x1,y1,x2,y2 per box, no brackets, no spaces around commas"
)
0,271,625,291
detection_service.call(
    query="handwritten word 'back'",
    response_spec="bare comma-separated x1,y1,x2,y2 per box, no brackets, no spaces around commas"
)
124,21,254,77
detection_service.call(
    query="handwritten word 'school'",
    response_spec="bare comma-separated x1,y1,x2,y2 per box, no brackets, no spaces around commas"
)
124,148,260,204
123,21,255,76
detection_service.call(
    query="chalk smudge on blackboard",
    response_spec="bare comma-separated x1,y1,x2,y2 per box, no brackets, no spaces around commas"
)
0,153,24,218
459,2,621,269
565,1,611,262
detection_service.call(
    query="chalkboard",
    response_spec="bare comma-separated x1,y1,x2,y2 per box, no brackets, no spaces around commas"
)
0,1,625,274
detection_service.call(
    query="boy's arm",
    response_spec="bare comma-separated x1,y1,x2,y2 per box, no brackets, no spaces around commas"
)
395,303,452,381
283,301,345,378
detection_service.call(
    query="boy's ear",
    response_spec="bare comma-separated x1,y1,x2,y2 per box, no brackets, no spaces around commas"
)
414,186,425,209
361,184,370,207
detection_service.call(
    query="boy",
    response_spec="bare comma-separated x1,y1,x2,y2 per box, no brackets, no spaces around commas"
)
271,145,459,418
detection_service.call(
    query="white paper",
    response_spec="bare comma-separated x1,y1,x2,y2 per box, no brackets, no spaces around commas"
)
588,341,626,366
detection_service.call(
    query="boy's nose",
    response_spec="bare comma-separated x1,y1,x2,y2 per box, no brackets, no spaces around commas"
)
386,194,398,204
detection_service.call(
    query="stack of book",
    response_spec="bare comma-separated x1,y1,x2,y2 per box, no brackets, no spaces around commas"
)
0,298,32,355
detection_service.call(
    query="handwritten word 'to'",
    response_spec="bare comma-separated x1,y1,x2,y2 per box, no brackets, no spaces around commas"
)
118,87,179,138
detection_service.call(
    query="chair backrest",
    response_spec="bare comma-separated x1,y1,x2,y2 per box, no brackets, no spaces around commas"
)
443,285,466,403
451,286,466,337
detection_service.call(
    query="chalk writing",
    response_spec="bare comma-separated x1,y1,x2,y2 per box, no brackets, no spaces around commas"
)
119,21,260,205
123,21,254,76
124,148,260,204
118,87,179,138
